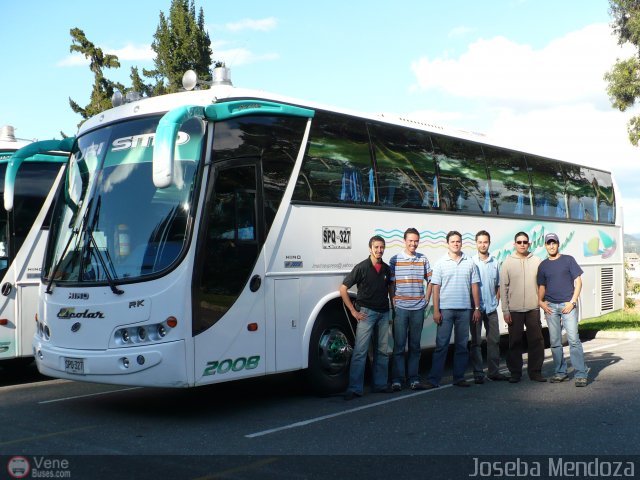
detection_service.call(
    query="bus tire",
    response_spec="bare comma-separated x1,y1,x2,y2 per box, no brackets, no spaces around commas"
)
307,310,355,395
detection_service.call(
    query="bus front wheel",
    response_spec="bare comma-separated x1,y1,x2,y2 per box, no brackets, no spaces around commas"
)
307,312,354,395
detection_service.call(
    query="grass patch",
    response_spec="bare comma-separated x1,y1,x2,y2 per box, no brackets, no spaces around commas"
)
580,309,640,331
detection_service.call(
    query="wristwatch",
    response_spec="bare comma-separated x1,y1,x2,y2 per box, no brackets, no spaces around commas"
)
474,307,480,310
571,301,577,307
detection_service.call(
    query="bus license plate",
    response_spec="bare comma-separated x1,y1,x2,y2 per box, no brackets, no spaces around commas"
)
64,357,84,374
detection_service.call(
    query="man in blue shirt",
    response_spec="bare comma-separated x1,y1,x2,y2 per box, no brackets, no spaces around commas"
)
389,228,432,391
427,231,481,387
537,232,588,387
470,230,508,383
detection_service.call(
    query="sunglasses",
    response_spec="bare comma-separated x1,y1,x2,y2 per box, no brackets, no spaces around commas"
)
515,240,529,245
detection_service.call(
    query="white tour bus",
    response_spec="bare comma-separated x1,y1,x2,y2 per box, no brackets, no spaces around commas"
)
0,126,71,366
28,68,623,392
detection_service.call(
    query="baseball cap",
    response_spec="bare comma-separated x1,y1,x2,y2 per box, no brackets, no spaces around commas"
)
545,233,559,244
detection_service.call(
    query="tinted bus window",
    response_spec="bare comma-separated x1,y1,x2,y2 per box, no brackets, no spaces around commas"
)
369,123,436,209
12,162,61,254
526,155,568,219
293,112,374,204
483,146,532,216
431,134,488,213
583,168,615,224
564,164,598,221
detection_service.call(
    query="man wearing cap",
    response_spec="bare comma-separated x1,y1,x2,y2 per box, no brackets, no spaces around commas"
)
537,232,588,387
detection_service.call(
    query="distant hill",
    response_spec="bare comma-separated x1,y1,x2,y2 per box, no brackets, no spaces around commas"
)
624,233,640,254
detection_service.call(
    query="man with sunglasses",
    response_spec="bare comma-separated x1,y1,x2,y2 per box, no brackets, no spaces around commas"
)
537,233,588,387
500,232,546,383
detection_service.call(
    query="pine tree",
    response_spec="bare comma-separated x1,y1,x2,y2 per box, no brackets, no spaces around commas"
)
143,0,213,93
68,28,124,124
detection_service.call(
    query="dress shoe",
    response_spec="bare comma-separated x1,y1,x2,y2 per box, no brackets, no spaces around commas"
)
453,380,471,387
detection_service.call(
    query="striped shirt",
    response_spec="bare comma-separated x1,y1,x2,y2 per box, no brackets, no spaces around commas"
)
431,253,480,309
390,251,432,310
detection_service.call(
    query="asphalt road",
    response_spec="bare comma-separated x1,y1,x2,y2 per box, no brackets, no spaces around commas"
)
1,336,639,479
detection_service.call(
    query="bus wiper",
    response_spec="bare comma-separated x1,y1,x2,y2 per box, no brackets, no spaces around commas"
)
45,198,93,294
83,197,124,295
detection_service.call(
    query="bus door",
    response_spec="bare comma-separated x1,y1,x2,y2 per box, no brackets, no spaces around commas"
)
192,159,267,383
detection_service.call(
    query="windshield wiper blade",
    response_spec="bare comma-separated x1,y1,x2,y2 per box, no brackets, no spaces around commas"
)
83,197,124,295
45,198,94,294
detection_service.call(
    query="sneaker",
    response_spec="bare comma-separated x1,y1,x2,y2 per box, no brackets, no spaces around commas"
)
529,374,547,382
488,373,509,381
550,374,569,383
391,382,402,392
372,385,394,393
575,377,588,387
410,381,428,390
474,376,485,384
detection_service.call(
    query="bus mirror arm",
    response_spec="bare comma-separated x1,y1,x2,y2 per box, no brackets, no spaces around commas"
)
3,137,74,211
153,106,205,189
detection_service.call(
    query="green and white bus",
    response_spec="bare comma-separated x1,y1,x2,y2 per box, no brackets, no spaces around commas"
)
0,126,70,366
27,68,622,392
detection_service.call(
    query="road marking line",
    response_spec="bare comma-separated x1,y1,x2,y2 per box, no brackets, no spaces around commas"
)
582,338,635,353
0,378,70,393
39,386,142,404
0,425,97,447
246,337,635,438
245,385,452,438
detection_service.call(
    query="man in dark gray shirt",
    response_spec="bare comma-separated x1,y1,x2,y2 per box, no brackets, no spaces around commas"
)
340,235,393,400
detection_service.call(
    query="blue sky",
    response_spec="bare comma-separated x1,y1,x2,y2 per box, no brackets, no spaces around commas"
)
2,0,640,233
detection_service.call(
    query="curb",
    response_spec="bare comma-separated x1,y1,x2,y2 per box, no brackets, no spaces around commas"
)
580,330,640,340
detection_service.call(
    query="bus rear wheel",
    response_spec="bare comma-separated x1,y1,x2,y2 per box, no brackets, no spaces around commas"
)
307,313,354,395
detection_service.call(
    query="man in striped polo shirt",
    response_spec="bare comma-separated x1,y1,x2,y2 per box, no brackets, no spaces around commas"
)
390,228,432,391
427,230,481,387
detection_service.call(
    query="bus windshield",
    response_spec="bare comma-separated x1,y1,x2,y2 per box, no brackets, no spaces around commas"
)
44,115,205,285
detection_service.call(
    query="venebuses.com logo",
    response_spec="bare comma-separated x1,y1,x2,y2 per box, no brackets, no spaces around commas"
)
7,456,71,478
7,456,30,479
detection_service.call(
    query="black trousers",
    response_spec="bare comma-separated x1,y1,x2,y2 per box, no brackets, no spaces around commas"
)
506,309,544,378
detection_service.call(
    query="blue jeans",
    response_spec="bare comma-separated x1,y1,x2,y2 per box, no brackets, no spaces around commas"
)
392,307,425,384
428,309,471,385
545,302,587,378
347,307,391,394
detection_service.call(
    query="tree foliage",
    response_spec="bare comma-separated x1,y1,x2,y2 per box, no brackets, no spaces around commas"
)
68,0,215,125
68,28,124,124
605,0,640,145
143,0,213,94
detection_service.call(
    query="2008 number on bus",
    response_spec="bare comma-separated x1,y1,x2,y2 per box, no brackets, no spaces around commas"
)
202,356,260,376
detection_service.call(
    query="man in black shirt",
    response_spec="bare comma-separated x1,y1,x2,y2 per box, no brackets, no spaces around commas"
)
340,235,393,400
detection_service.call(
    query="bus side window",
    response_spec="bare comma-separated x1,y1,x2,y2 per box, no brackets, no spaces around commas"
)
368,123,436,210
431,134,488,214
293,112,374,205
483,147,531,217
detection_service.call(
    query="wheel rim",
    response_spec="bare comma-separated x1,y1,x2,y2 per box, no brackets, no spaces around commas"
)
317,327,353,375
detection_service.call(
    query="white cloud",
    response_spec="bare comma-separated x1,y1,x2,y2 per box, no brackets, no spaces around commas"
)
408,22,640,233
411,23,633,107
448,26,474,38
107,44,154,61
225,17,277,32
213,41,279,67
57,43,154,67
